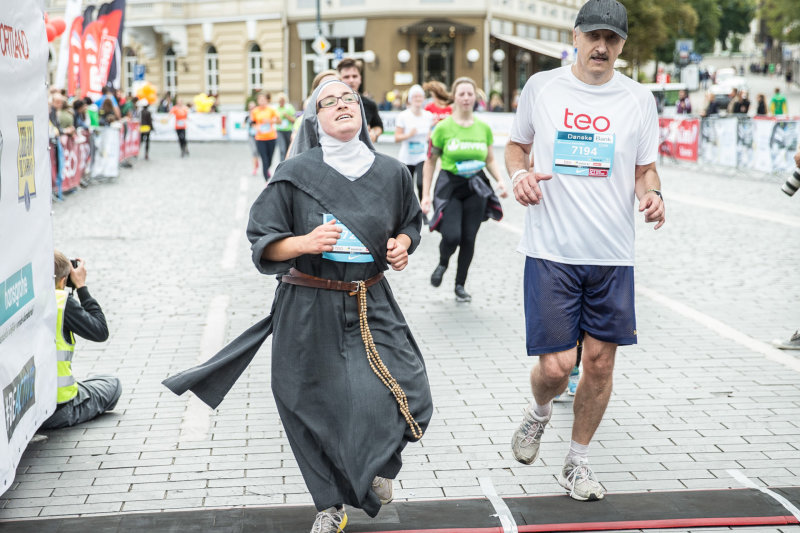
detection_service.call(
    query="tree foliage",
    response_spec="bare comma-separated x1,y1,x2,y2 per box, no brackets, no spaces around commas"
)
761,0,800,43
717,0,757,50
654,0,699,64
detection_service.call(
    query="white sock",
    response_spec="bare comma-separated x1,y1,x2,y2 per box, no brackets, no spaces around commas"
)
532,401,551,419
566,440,590,464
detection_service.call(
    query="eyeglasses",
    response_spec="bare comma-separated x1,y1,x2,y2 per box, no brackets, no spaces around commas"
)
317,93,360,109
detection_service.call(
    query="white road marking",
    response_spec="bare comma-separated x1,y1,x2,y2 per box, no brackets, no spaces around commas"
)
669,191,800,228
479,477,518,533
179,295,229,441
637,285,800,373
728,469,800,521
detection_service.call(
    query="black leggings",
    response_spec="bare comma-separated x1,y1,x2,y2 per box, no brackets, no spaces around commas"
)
140,132,150,157
256,139,277,181
176,129,187,154
438,190,486,286
406,163,423,200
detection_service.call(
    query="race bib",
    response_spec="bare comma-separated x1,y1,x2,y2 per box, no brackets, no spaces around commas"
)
280,119,290,129
176,119,186,128
259,123,273,134
552,131,615,177
454,159,486,177
321,214,373,263
408,141,425,156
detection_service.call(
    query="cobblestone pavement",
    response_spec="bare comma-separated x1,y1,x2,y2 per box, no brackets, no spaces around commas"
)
0,140,798,532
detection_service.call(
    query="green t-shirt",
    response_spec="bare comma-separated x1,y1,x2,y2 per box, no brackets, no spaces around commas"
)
276,104,296,132
771,94,787,115
431,116,493,177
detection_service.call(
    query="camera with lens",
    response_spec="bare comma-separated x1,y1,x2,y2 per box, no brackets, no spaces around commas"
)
66,258,79,288
782,168,800,197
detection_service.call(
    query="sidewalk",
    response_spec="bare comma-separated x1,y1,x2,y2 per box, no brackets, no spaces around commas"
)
0,142,798,531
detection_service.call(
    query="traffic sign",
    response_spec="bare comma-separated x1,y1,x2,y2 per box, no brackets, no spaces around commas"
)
312,35,331,55
334,47,344,61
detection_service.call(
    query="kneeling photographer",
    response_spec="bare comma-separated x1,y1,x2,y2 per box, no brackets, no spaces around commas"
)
42,251,122,430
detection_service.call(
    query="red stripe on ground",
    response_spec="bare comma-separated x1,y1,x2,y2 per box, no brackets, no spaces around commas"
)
358,515,800,533
516,515,800,532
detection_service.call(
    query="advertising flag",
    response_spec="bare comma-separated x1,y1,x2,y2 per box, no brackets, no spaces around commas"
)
53,0,83,90
96,0,125,91
66,15,83,96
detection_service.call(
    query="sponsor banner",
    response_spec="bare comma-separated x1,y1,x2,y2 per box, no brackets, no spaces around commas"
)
50,130,91,193
80,19,102,99
150,113,225,141
91,125,121,178
227,111,250,141
0,0,58,497
120,121,141,160
697,116,799,173
658,117,699,162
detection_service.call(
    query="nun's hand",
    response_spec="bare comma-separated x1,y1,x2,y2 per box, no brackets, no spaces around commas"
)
304,219,342,254
386,237,408,271
420,196,431,215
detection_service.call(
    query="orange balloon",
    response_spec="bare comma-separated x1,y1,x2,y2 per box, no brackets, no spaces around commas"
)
51,18,66,35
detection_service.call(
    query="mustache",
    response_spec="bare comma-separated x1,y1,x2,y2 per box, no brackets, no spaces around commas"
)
591,54,609,60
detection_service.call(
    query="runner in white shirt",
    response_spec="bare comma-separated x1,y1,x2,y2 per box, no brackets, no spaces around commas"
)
504,0,665,502
395,84,434,199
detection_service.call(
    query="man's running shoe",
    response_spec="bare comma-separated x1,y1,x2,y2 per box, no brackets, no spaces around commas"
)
372,476,393,504
558,459,605,501
454,284,472,302
430,265,446,287
310,506,347,533
511,401,550,464
772,330,800,350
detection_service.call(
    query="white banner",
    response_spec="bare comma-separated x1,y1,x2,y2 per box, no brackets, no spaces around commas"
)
149,112,225,141
377,110,515,147
53,0,82,90
91,125,121,179
0,0,58,496
227,111,250,141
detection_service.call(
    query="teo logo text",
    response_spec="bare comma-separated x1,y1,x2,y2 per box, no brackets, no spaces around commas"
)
563,108,610,132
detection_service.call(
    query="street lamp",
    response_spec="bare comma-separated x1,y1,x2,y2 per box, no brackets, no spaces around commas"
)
397,49,411,66
492,48,506,64
466,48,480,67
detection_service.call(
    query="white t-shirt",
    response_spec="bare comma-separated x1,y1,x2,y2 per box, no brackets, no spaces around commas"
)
396,109,433,165
510,65,659,266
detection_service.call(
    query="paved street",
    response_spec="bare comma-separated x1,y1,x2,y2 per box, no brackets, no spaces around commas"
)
0,139,798,531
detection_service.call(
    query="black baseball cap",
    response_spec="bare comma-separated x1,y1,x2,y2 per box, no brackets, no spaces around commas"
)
574,0,628,40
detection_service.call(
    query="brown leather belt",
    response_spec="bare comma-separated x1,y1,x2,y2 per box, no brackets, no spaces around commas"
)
281,267,383,292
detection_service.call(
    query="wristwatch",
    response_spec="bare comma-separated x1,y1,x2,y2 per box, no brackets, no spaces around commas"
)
647,189,663,200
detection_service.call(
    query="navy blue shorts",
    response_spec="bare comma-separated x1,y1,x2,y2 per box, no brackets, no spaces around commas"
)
523,257,637,356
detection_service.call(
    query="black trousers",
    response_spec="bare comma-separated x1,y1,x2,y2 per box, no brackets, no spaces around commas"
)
437,187,486,286
256,139,277,181
406,163,424,200
140,132,150,158
176,129,187,155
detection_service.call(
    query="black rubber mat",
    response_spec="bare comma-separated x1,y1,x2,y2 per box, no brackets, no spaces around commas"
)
1,487,798,532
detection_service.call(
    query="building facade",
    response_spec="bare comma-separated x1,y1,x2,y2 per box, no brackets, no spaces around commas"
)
45,0,584,111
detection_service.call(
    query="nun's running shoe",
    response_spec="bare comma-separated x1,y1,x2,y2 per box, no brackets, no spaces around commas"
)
558,459,605,501
311,506,347,533
511,401,550,464
372,476,393,504
454,284,472,302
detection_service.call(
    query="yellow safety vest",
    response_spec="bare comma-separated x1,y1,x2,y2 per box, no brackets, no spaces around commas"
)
55,289,78,403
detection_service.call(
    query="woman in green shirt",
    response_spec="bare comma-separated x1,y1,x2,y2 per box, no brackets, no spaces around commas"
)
275,92,296,162
420,77,508,302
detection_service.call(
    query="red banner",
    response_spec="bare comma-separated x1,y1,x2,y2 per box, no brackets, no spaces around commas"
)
658,117,699,162
79,20,102,98
66,16,83,96
51,130,92,193
119,121,140,161
95,6,122,90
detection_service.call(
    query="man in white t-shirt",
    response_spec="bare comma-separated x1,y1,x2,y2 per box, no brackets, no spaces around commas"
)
504,0,665,502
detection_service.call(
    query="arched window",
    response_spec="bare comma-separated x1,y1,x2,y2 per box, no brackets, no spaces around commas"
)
164,47,177,96
205,45,219,95
247,43,262,95
124,48,137,96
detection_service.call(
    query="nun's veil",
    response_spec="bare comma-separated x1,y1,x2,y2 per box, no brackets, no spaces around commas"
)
286,80,375,159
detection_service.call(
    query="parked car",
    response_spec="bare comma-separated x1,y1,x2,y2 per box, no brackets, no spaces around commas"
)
710,67,748,106
642,82,688,115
